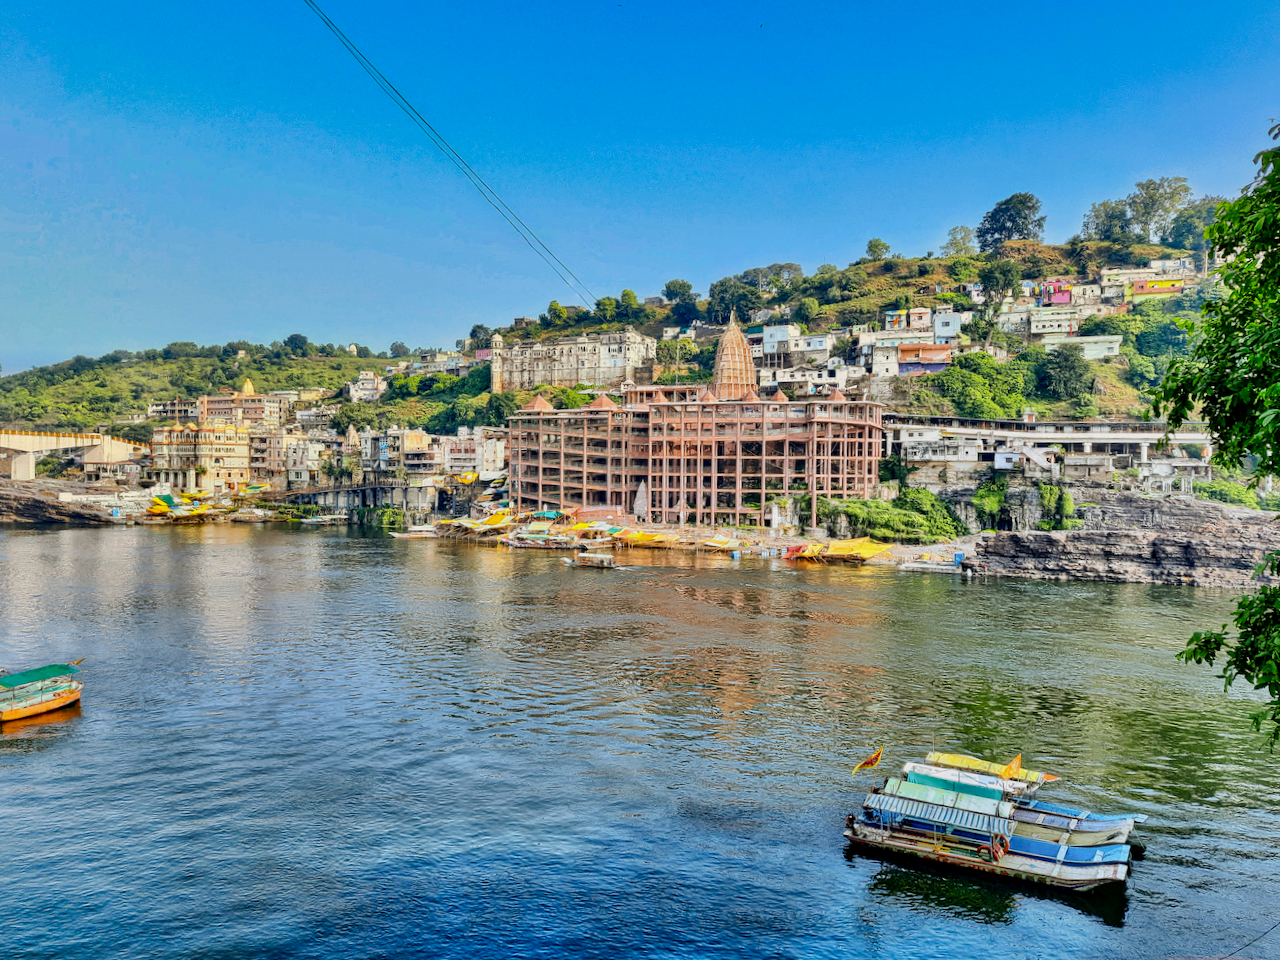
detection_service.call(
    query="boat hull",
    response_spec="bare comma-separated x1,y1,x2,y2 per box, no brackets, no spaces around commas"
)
843,825,1128,891
1,683,83,721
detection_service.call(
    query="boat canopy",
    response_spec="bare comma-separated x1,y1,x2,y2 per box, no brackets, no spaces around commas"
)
0,664,79,689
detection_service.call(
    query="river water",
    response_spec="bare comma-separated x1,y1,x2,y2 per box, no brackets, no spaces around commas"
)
2,525,1277,959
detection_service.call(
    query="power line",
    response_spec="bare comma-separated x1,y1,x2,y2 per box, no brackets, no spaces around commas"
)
300,0,597,308
1217,916,1280,960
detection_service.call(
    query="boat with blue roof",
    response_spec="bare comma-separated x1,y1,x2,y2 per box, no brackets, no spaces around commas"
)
843,750,1142,891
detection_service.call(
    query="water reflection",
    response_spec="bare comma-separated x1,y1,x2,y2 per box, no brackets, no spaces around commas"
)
850,847,1130,927
0,525,1272,960
0,701,82,751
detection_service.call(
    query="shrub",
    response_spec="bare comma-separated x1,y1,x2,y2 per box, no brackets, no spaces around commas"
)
1195,479,1259,509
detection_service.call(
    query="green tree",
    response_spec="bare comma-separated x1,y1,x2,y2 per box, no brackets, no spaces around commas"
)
545,300,570,327
1081,199,1136,243
1165,196,1228,266
469,324,493,348
707,277,763,323
1154,124,1280,743
1038,344,1092,400
593,297,618,324
663,279,694,302
618,288,643,322
1126,176,1192,241
971,259,1023,342
941,225,976,257
389,341,410,358
283,334,310,355
793,297,820,323
976,193,1046,252
865,238,890,261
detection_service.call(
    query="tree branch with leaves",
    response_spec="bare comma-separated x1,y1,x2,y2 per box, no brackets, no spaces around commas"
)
1154,122,1280,744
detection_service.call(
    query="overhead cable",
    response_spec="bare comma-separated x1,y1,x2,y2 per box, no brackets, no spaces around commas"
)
301,0,597,307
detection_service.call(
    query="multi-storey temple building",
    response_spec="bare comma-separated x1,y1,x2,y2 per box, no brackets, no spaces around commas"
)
147,422,251,493
489,327,657,391
507,320,884,528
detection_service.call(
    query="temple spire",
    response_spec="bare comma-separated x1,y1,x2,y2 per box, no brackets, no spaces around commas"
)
710,311,757,401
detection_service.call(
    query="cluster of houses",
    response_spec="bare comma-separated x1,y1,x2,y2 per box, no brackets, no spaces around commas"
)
135,375,506,496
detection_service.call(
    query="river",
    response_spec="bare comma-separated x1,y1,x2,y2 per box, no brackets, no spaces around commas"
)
2,525,1277,959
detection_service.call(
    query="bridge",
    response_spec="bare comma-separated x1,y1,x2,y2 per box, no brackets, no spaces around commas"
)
0,430,150,481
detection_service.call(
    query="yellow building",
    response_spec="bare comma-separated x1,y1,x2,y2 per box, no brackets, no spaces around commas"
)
147,422,251,493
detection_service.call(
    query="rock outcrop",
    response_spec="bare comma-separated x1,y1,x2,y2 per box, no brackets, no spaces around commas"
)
0,482,115,524
971,491,1280,586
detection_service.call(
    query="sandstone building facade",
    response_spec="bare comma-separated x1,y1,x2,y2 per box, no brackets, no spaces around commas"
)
507,320,883,528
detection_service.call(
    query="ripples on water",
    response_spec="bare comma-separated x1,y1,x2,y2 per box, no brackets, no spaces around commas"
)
2,525,1277,959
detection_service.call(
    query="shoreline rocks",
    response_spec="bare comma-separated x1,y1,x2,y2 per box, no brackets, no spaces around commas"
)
970,492,1280,587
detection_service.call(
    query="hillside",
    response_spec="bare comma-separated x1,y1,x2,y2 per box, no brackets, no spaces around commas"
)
0,343,383,431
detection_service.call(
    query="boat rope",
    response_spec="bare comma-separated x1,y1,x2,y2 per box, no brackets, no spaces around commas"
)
1217,916,1280,960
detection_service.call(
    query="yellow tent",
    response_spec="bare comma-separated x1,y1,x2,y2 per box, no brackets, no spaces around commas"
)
797,542,825,559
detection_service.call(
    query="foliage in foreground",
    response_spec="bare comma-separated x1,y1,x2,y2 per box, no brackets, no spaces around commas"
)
1155,123,1280,745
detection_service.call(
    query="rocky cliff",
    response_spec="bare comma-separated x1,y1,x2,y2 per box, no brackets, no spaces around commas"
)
0,482,115,525
970,491,1280,586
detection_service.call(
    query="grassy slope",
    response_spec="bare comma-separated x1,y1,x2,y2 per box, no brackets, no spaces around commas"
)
0,354,383,428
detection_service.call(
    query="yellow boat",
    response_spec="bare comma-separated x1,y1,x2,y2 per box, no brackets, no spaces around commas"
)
0,663,84,722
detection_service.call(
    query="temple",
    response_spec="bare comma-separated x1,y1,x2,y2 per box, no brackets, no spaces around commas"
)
507,318,884,528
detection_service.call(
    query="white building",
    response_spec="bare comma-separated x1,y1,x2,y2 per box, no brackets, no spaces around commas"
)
345,371,387,403
490,327,657,391
1041,334,1124,360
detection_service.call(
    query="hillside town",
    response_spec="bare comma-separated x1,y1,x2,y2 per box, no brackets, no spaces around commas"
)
0,252,1228,528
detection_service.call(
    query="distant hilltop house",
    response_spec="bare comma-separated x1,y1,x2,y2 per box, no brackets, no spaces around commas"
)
488,327,657,392
345,371,388,403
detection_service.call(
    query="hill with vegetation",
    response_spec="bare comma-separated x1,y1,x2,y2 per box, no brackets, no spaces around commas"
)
3,182,1220,432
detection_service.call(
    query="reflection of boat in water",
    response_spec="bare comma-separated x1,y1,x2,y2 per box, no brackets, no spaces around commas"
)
390,525,438,539
1,662,84,722
844,751,1142,892
851,850,1129,926
562,552,620,569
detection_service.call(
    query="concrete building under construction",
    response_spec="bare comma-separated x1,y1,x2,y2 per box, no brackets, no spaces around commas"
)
507,319,884,528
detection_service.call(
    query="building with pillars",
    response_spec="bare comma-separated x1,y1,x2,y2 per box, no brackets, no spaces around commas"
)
507,319,883,528
146,422,251,493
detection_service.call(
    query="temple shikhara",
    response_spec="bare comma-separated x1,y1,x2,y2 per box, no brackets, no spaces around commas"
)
508,318,884,528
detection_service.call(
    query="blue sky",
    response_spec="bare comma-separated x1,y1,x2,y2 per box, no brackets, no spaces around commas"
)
2,0,1278,372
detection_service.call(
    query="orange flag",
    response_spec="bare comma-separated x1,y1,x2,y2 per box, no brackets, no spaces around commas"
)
1000,754,1023,780
852,747,884,777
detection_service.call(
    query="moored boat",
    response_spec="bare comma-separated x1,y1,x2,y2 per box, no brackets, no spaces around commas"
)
562,552,619,569
844,750,1142,892
390,525,438,539
0,663,84,722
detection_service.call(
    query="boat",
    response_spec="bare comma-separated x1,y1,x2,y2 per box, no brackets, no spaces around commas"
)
300,514,348,525
0,662,84,722
844,752,1142,892
562,552,619,569
390,525,438,539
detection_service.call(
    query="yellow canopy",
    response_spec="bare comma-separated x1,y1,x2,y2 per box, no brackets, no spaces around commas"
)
825,538,893,560
527,522,553,532
797,542,825,558
703,535,741,550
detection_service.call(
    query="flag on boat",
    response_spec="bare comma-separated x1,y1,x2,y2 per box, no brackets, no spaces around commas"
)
1000,754,1022,780
852,747,884,776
